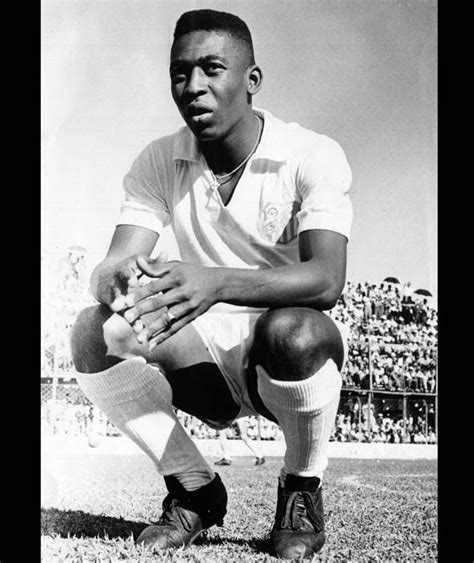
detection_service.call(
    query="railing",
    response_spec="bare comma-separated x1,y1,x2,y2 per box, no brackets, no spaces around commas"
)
337,338,437,443
41,337,437,444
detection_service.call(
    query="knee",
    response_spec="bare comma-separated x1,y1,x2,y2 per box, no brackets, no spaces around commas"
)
70,304,120,373
253,308,343,380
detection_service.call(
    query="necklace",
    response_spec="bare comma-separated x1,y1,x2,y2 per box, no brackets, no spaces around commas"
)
213,115,262,186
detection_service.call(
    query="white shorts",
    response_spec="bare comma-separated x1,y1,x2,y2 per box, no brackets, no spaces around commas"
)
191,304,349,422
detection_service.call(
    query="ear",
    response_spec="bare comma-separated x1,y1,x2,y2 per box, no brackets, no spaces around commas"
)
247,65,263,95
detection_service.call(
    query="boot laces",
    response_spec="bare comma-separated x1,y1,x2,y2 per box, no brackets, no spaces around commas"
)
282,491,311,530
157,496,193,532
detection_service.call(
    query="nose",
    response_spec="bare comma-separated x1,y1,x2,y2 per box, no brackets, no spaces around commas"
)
184,67,207,97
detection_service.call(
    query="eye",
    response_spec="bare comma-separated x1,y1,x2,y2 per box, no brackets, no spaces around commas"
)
204,63,224,75
170,71,186,84
170,65,187,84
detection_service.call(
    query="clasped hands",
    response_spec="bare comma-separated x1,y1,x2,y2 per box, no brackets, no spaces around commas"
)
108,253,220,350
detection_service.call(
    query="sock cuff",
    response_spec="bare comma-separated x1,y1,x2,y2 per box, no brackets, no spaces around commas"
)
75,358,167,406
279,468,324,486
256,360,342,413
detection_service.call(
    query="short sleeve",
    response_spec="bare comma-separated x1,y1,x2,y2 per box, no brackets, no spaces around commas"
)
118,142,171,233
296,136,353,241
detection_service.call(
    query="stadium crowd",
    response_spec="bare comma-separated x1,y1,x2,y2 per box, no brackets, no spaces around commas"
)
330,280,437,392
41,395,118,437
41,249,438,443
177,412,283,441
41,393,435,444
40,392,283,441
331,406,435,444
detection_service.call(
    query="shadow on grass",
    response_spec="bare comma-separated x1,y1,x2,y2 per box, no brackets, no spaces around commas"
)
41,508,147,540
195,533,273,554
41,508,273,553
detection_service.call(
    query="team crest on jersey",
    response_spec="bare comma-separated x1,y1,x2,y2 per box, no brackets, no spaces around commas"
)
259,201,300,244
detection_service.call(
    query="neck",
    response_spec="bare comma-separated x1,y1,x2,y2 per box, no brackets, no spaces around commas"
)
199,111,260,174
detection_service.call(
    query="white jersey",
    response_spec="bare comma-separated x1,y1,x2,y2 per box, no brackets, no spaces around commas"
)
119,107,353,271
117,108,353,421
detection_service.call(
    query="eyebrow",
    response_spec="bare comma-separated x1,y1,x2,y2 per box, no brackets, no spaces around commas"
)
170,54,228,71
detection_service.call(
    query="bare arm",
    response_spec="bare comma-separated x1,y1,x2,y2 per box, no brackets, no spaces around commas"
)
126,229,346,347
213,229,346,310
90,225,159,309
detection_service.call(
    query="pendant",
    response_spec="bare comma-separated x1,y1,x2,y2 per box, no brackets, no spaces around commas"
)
210,174,220,190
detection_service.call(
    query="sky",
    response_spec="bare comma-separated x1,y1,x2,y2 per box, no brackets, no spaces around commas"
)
41,0,437,302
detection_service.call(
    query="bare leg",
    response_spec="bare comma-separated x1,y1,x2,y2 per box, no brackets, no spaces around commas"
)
235,419,263,460
218,430,231,459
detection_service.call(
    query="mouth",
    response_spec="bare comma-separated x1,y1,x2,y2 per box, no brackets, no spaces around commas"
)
185,105,213,118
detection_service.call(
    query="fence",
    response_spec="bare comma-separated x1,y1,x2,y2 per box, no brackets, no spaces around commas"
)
336,338,437,443
41,335,437,444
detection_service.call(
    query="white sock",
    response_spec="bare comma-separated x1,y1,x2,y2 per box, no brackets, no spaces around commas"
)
256,359,342,480
218,431,231,459
76,357,214,491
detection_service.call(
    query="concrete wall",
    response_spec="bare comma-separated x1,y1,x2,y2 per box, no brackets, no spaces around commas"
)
43,434,437,460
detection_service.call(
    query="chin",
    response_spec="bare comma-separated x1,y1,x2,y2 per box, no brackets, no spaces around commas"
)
194,132,220,143
188,124,222,142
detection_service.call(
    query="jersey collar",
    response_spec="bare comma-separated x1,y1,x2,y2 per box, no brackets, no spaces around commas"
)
172,107,278,164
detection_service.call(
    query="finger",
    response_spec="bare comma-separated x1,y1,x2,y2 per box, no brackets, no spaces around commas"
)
110,288,127,312
125,300,164,326
110,297,127,312
135,252,169,276
136,315,168,344
127,277,178,308
126,261,146,290
127,271,140,289
125,290,138,308
136,255,179,279
136,251,169,271
135,302,186,344
125,289,182,323
130,306,168,334
148,311,198,349
131,318,144,334
125,280,167,309
138,308,169,327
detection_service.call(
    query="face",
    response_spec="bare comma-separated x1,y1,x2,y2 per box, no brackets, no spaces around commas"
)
170,30,259,141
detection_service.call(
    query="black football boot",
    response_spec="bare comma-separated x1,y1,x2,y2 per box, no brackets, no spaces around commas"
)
136,473,227,550
270,474,325,559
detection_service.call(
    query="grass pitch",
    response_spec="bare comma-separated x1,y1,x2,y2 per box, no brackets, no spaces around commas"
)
41,453,437,561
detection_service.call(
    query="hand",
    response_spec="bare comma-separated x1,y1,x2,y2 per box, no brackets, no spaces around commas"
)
123,257,222,348
92,251,168,312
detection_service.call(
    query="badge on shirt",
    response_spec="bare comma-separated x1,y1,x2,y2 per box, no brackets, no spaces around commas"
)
259,201,300,244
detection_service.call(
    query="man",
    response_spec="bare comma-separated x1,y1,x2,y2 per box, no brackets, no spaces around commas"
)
70,9,352,559
214,417,266,466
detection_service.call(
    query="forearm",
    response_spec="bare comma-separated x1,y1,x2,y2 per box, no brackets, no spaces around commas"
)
214,261,344,311
90,258,120,304
91,225,160,304
126,232,346,347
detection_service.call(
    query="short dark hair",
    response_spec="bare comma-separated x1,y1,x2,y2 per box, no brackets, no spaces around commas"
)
173,9,255,65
